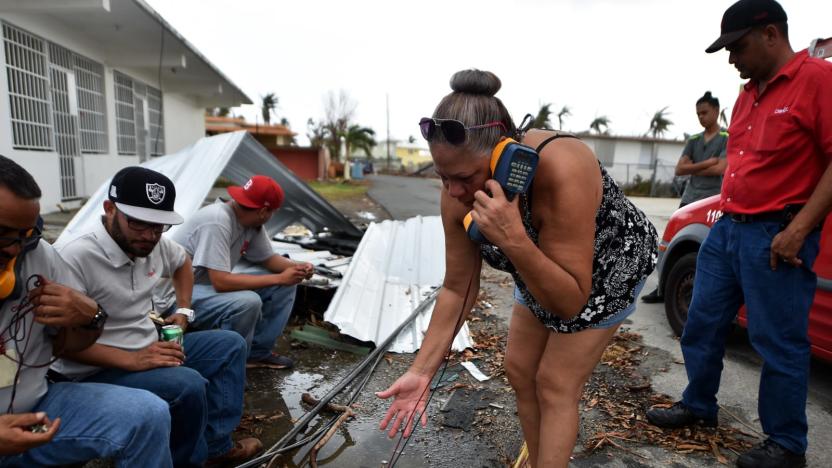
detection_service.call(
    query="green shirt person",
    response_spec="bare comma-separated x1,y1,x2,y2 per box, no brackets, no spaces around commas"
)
675,91,728,207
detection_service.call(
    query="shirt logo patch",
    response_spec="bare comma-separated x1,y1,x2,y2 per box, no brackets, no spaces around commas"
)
774,106,790,115
146,183,166,205
147,269,156,278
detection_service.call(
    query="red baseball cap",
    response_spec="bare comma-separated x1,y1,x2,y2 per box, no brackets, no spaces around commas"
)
227,175,284,209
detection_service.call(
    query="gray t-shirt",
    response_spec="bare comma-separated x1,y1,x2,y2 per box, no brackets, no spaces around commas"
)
53,222,186,379
680,130,729,205
171,201,274,285
1,241,82,412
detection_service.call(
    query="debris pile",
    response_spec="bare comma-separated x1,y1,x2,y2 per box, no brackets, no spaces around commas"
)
581,331,757,464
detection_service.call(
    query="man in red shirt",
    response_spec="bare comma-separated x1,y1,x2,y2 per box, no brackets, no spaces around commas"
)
647,1,832,467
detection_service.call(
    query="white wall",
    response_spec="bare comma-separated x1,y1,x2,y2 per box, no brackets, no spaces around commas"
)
163,93,205,154
0,12,213,213
581,136,685,185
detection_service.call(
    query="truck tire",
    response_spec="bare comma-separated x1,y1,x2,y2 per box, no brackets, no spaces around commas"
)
664,252,697,337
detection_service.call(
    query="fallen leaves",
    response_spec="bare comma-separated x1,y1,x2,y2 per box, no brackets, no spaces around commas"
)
581,331,757,465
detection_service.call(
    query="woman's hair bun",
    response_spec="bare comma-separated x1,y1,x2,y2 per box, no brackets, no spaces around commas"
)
703,91,713,99
450,69,501,97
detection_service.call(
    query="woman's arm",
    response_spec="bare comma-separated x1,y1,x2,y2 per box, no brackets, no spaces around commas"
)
471,131,600,319
409,189,482,376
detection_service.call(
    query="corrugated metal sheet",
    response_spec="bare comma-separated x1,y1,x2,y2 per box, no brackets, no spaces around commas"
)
324,216,474,353
57,131,361,246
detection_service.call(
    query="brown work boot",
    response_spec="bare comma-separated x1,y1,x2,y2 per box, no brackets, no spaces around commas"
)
206,437,263,466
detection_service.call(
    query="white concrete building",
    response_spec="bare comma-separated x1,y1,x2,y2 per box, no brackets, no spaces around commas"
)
579,133,686,186
0,0,250,212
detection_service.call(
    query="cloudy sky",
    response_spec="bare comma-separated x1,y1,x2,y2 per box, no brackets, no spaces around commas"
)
147,0,829,145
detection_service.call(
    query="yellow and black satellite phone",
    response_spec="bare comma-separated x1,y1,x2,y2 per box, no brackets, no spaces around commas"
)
463,138,539,243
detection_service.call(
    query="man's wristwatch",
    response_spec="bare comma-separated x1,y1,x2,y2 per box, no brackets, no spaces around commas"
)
175,307,195,323
83,304,108,330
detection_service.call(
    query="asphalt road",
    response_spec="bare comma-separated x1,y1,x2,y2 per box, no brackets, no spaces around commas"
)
367,174,832,467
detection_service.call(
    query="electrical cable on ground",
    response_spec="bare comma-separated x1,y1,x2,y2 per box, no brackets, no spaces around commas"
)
235,288,441,468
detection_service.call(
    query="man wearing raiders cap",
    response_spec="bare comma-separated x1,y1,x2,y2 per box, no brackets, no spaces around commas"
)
647,1,832,467
52,167,262,467
169,175,313,370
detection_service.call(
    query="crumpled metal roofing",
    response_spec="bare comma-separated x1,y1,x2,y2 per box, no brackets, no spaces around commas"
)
56,131,361,246
324,216,474,353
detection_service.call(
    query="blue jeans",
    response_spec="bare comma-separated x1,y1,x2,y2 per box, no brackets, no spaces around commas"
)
191,267,297,360
81,330,246,466
0,382,172,467
681,217,820,454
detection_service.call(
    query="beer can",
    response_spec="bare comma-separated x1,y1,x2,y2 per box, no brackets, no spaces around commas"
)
161,324,184,351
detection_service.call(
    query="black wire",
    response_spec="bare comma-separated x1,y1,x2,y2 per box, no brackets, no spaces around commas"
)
262,342,389,466
3,275,49,414
387,260,479,467
152,23,164,157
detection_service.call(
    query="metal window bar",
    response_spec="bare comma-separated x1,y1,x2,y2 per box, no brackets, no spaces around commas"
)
48,65,81,199
133,81,147,162
146,86,164,156
2,22,54,150
113,70,137,155
73,52,107,153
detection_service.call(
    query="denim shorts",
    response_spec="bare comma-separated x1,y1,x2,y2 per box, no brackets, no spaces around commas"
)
513,279,646,329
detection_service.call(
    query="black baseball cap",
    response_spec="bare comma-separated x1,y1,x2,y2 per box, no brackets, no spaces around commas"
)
705,0,787,53
108,166,183,225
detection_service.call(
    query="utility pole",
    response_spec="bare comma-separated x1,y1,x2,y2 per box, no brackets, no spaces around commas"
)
386,93,391,172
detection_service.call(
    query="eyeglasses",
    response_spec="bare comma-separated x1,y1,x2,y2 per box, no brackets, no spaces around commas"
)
419,118,507,145
122,213,171,234
0,227,42,249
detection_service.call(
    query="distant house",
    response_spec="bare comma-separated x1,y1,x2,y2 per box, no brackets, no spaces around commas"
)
0,0,250,212
367,139,431,172
205,115,296,147
577,133,685,186
205,115,327,181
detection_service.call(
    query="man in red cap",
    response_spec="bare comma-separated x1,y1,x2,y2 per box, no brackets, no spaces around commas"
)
170,175,313,369
647,1,832,467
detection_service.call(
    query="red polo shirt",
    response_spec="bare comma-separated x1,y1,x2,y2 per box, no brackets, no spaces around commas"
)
721,50,832,214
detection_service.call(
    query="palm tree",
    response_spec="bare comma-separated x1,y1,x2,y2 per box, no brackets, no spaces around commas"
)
532,103,554,129
648,107,673,138
589,116,611,134
719,108,729,128
260,93,278,125
341,124,377,158
556,105,571,130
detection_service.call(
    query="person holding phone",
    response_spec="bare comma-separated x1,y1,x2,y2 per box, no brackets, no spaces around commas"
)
376,69,658,467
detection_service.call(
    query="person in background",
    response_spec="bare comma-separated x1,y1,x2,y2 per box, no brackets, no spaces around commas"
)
647,1,832,467
642,91,729,303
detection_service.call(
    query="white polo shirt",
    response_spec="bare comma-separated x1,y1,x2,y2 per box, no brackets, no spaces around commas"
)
52,221,187,379
0,241,82,412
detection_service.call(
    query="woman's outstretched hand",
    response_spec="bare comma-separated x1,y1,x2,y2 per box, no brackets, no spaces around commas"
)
376,370,432,438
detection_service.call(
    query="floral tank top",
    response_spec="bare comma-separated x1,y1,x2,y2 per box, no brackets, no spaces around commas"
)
479,133,658,333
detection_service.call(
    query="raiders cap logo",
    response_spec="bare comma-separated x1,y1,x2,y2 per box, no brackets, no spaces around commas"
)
146,183,166,205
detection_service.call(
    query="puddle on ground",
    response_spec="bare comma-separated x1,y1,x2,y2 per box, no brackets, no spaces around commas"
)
243,346,428,467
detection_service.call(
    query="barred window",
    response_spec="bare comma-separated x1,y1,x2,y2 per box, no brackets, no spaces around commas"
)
147,86,164,157
114,71,164,157
114,70,137,155
2,22,53,150
73,54,108,153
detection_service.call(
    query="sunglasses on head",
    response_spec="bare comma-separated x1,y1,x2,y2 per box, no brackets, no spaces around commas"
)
419,118,507,145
